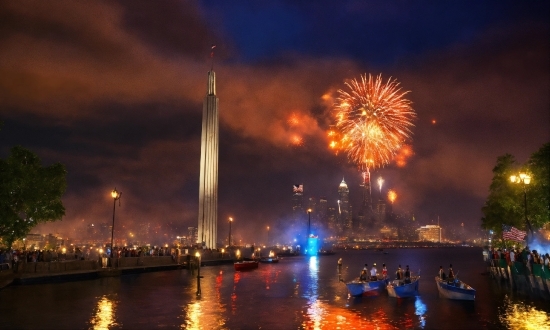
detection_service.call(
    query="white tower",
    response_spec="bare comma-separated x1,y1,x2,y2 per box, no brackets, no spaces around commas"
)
197,70,219,248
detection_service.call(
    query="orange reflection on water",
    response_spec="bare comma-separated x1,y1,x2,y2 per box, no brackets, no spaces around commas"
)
182,301,202,330
302,300,397,330
89,295,118,330
499,296,550,330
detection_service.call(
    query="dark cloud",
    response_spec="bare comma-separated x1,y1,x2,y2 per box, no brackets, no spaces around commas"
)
0,1,548,244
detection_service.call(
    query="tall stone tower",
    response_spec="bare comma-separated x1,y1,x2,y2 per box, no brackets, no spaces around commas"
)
197,70,219,248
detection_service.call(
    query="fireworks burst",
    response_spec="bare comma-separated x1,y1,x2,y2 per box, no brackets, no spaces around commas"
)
329,74,416,170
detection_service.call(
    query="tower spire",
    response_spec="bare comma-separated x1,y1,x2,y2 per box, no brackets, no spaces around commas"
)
198,59,219,249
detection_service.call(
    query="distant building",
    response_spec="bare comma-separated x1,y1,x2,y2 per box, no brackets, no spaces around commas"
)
417,225,442,242
292,184,304,219
188,227,198,246
338,178,352,234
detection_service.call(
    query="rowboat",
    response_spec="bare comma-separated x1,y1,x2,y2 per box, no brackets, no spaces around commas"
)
435,276,475,300
387,276,420,298
234,260,259,271
346,278,387,297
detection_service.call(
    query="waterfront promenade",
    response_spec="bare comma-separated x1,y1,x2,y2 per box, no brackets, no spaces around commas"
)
0,250,234,289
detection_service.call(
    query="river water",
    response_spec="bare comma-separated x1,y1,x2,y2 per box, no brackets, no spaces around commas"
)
1,247,549,329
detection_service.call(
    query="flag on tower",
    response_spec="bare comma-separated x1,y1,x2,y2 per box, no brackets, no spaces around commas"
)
502,224,526,242
210,45,216,58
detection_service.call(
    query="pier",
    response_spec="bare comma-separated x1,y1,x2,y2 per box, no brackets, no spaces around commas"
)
0,250,234,289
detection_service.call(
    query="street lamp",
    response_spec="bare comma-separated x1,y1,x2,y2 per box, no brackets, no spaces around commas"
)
195,251,202,296
307,209,312,237
510,173,534,236
267,226,270,246
110,188,122,259
228,217,233,247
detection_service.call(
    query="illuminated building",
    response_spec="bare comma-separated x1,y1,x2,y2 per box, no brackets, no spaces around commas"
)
338,178,352,234
417,225,442,242
292,184,305,228
197,70,219,249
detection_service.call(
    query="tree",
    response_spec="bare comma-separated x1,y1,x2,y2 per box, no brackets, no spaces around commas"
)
481,154,524,234
0,146,67,248
526,143,550,229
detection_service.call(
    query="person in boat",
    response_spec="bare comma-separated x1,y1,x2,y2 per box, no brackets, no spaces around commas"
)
438,266,446,280
359,269,368,281
395,265,403,280
381,263,388,280
448,264,455,282
370,263,378,281
404,265,411,284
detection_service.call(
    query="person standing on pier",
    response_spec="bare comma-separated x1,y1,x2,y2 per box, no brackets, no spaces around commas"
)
381,263,388,280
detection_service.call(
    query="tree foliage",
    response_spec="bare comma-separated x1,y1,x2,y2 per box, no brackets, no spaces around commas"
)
481,154,523,234
0,146,67,248
482,143,550,235
526,143,550,228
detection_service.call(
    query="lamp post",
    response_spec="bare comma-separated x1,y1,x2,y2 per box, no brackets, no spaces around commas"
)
307,209,312,237
510,173,534,236
110,188,122,260
267,226,270,247
228,217,233,247
195,251,202,296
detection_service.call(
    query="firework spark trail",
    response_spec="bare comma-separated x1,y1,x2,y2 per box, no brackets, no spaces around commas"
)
330,74,416,170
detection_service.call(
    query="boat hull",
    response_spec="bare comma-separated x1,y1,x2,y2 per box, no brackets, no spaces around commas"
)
234,261,259,271
435,277,475,301
387,277,420,298
346,279,387,297
259,257,279,263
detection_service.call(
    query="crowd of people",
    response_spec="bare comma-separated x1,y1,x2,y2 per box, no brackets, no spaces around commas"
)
0,245,185,271
489,246,550,272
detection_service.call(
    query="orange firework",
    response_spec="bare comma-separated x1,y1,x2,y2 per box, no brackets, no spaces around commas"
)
329,74,416,169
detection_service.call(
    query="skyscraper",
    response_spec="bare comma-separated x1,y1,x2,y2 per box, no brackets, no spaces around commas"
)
292,184,304,221
338,178,352,234
197,70,219,248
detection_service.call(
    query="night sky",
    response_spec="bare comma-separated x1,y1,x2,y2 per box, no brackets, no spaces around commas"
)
1,1,549,244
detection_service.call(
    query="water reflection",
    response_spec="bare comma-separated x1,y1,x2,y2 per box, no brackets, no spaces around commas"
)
414,296,427,328
499,295,550,330
89,295,118,330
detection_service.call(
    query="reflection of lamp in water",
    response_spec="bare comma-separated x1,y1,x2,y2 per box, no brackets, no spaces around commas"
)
90,295,116,329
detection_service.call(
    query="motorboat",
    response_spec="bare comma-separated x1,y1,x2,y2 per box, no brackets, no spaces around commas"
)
259,256,279,263
435,276,475,301
346,278,388,297
387,276,420,298
259,251,279,263
318,249,335,256
234,260,259,271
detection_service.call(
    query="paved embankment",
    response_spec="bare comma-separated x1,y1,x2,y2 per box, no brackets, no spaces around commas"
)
0,254,235,289
487,259,550,300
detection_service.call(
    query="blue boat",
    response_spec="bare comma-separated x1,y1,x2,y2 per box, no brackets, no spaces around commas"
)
346,278,387,297
387,276,420,298
435,276,475,300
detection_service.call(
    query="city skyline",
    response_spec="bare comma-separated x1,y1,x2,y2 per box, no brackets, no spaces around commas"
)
0,1,548,245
